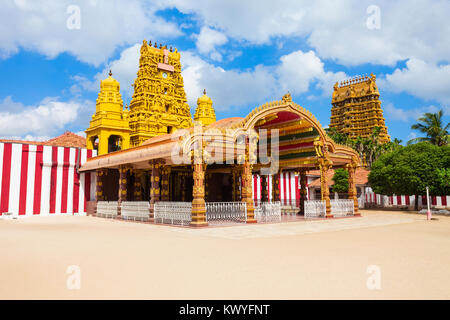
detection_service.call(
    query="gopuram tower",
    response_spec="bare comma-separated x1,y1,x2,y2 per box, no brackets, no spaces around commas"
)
128,40,193,147
330,73,390,143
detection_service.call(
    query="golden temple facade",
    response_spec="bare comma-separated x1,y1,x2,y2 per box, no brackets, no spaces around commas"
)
128,40,192,147
86,40,196,155
330,74,390,143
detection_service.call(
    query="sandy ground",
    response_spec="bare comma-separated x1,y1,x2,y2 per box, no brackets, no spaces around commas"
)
0,210,449,300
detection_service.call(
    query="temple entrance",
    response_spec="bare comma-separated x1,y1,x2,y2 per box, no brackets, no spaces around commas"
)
205,173,233,202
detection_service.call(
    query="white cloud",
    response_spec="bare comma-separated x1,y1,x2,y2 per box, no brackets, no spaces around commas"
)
0,96,89,138
0,0,181,66
195,26,228,61
169,0,450,66
181,49,345,111
384,103,449,122
72,43,140,99
380,59,450,105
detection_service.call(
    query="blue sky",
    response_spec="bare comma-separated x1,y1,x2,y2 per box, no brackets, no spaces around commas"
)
0,0,449,143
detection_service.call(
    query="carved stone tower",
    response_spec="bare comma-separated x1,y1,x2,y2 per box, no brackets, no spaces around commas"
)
194,89,216,126
330,73,390,143
128,40,193,147
85,71,130,155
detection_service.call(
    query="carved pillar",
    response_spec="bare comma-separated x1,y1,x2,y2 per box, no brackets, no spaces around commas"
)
205,172,210,202
118,166,128,216
272,173,280,202
161,166,171,201
261,175,268,202
96,169,106,201
241,151,257,224
347,160,360,216
231,167,241,201
149,160,161,220
191,160,208,227
133,170,143,201
180,172,187,202
319,161,332,218
300,169,307,215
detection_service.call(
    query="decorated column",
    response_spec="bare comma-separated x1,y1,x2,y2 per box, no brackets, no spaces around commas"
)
133,169,143,201
149,160,161,221
180,172,187,202
299,169,307,215
191,150,208,227
231,167,241,201
261,175,268,202
346,158,360,216
272,173,280,202
161,166,171,201
118,166,128,215
241,145,257,224
319,161,332,218
96,169,106,201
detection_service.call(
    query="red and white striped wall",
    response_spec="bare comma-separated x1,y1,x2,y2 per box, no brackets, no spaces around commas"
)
251,172,310,205
0,142,97,217
365,187,449,208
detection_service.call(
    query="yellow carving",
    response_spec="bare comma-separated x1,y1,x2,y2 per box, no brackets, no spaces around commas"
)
330,74,390,143
194,89,216,127
86,71,131,155
86,40,193,154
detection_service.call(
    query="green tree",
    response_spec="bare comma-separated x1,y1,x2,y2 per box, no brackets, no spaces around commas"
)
332,168,349,194
369,142,450,210
408,109,449,146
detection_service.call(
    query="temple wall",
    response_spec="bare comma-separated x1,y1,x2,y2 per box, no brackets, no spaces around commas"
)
0,142,96,217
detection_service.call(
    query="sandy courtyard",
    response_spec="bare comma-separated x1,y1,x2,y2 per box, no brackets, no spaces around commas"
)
0,210,449,299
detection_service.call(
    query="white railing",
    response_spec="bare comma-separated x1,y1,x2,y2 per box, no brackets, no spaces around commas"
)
305,200,326,218
154,201,192,226
120,201,150,221
96,201,118,218
255,201,281,222
206,202,247,224
330,199,354,216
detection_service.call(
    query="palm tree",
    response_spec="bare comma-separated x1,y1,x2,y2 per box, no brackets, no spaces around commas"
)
408,110,449,146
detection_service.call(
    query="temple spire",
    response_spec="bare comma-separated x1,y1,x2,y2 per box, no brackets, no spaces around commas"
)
194,89,216,127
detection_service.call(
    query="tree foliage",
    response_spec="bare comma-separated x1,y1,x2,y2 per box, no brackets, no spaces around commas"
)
325,126,402,168
408,109,449,146
332,168,349,193
368,142,450,196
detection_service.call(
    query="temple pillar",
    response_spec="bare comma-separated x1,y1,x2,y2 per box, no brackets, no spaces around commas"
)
96,169,106,201
161,166,171,201
347,160,360,216
320,162,332,218
181,172,187,202
241,156,257,224
299,169,307,215
261,175,268,202
149,160,161,221
272,173,280,202
231,167,241,201
191,160,208,227
133,170,143,201
118,166,128,213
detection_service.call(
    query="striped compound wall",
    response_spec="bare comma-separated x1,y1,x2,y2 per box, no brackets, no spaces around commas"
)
364,187,449,208
251,172,313,205
0,142,97,217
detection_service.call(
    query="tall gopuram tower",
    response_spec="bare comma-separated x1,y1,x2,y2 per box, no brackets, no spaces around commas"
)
85,71,130,155
330,73,390,143
128,40,193,147
194,89,216,126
